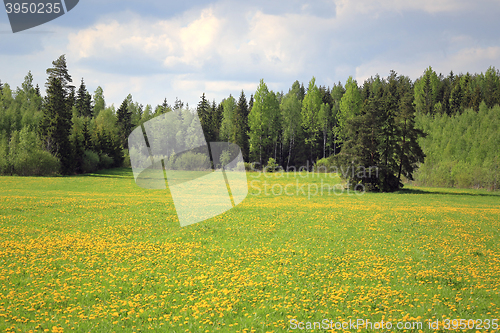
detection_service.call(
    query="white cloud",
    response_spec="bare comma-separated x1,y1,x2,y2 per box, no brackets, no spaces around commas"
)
335,0,470,17
2,0,500,109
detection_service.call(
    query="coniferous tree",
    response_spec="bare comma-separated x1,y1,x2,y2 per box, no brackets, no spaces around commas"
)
334,88,383,191
449,77,463,114
483,66,500,108
116,97,132,148
46,55,74,95
395,86,426,185
234,90,250,161
76,78,93,117
213,101,224,142
197,93,213,142
40,77,73,174
378,71,399,190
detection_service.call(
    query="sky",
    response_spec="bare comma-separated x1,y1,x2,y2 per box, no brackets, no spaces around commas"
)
1,0,500,109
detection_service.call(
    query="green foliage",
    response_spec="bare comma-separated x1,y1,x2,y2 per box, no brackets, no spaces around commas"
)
82,149,100,173
196,93,213,142
1,59,499,185
280,81,303,169
248,79,280,166
220,149,231,168
234,90,250,161
45,54,74,94
99,153,114,169
173,152,210,171
334,72,426,192
219,94,237,141
336,76,361,142
76,78,92,117
301,77,322,151
93,86,105,117
414,103,500,190
414,66,440,114
116,97,132,148
265,157,279,173
40,76,73,174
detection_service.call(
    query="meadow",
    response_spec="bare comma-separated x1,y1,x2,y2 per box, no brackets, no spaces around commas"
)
0,168,499,332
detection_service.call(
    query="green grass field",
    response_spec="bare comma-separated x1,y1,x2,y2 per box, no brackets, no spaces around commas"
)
0,168,499,332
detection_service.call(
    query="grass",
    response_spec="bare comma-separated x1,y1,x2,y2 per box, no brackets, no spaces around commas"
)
0,168,499,332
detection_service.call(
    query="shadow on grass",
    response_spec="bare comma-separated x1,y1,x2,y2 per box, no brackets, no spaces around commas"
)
395,187,500,198
78,167,134,179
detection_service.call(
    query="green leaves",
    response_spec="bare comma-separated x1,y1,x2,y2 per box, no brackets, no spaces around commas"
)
336,76,361,142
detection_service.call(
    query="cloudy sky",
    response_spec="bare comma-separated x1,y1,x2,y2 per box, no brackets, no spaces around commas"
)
1,0,500,109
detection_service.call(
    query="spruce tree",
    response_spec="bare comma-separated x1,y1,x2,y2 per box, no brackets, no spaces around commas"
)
116,98,132,149
234,90,249,161
76,78,93,117
196,93,213,142
40,77,73,174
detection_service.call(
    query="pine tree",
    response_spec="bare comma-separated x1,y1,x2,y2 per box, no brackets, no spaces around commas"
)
46,55,74,95
395,88,426,185
378,71,399,190
334,93,383,191
40,77,73,174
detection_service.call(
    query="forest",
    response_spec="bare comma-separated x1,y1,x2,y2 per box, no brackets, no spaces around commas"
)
0,55,498,191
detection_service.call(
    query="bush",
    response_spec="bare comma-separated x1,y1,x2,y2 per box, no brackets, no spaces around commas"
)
264,157,279,173
12,149,60,176
99,153,114,169
122,149,131,168
314,157,334,173
82,150,100,173
220,149,231,168
173,152,210,171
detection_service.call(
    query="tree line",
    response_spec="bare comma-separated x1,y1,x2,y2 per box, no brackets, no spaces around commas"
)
0,56,498,191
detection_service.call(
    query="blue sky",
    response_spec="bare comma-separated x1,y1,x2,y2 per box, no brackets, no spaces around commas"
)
1,0,500,109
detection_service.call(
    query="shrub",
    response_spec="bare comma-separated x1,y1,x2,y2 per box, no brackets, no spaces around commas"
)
314,157,334,173
122,149,131,168
82,150,100,173
244,162,255,171
265,157,279,173
173,152,210,171
99,153,114,169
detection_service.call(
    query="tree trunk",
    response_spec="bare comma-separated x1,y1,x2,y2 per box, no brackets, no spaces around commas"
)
397,118,407,183
287,133,294,170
